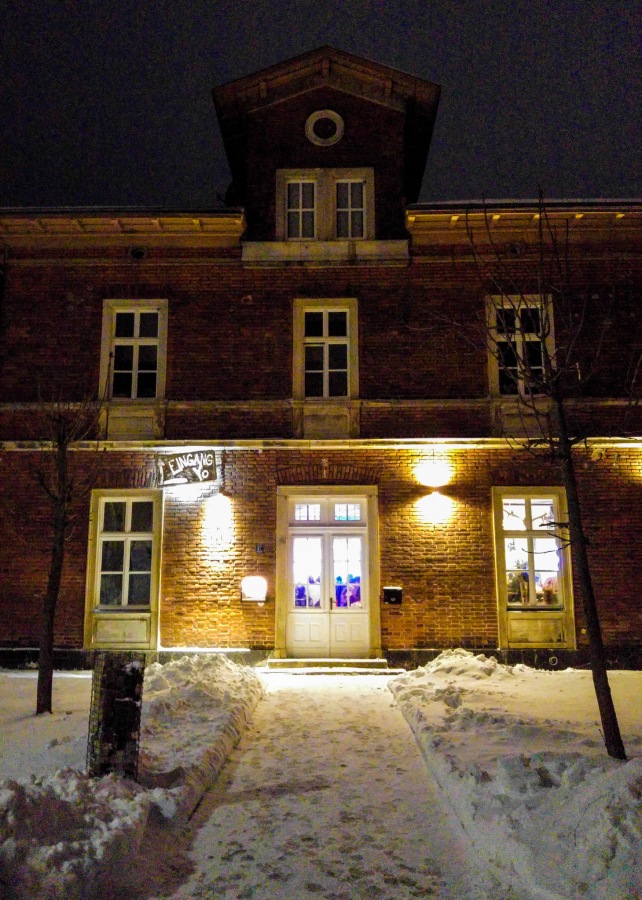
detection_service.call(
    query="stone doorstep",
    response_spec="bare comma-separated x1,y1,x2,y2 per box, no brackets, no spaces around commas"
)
262,657,404,674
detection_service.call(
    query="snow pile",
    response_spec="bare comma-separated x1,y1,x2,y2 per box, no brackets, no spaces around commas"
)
0,654,264,899
390,649,642,900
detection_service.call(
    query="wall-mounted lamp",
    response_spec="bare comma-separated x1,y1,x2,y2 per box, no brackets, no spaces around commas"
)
413,458,453,489
241,576,268,605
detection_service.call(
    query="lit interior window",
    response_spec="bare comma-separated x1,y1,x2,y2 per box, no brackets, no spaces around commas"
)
334,503,361,521
294,503,321,521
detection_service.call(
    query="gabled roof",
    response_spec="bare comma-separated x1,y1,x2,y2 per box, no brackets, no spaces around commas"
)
213,46,441,204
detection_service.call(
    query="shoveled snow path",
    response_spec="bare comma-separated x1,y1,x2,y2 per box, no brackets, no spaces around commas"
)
148,673,486,899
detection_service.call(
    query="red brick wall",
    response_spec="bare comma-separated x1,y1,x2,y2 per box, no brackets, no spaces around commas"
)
1,445,641,652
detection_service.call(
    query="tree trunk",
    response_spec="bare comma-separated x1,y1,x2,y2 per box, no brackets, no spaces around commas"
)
551,396,626,760
36,441,69,716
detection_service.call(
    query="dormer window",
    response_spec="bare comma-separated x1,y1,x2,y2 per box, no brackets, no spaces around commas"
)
286,181,316,239
277,168,374,241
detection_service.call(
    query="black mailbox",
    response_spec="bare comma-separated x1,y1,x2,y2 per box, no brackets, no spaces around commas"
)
383,586,402,605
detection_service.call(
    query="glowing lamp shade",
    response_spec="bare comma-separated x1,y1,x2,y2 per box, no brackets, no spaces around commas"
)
241,576,268,603
416,491,455,525
414,459,453,489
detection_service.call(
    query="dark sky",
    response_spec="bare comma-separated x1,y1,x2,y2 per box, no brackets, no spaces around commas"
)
1,0,640,209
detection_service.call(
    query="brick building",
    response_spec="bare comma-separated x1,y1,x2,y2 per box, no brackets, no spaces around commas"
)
1,47,641,666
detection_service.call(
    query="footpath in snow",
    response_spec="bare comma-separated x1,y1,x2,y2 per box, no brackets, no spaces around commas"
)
115,670,484,899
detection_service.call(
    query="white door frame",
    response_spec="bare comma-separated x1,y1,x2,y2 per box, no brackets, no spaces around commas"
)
274,485,381,658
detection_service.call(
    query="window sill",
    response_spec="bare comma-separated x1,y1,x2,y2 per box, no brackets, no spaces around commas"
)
242,240,409,265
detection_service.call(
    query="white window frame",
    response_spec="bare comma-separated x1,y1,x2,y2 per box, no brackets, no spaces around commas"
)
99,299,168,401
487,295,555,397
492,486,575,649
276,169,375,241
293,298,359,400
84,489,163,650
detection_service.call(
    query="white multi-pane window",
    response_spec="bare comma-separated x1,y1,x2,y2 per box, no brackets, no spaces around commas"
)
286,181,316,239
100,299,168,401
96,497,157,608
336,181,365,238
112,310,159,398
489,297,554,396
303,308,349,398
494,490,568,609
277,169,374,241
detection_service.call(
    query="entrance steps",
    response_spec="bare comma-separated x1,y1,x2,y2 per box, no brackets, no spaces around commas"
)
260,658,404,675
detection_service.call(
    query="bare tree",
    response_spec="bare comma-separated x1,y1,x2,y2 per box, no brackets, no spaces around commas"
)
31,387,104,715
455,195,640,760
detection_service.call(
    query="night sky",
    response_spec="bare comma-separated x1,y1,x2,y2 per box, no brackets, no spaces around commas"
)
1,0,640,209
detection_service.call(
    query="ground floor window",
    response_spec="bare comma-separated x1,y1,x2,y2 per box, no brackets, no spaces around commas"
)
492,486,575,648
84,490,162,650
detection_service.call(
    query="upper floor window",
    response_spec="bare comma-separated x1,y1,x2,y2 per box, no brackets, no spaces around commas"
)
287,181,316,239
488,297,554,397
277,169,374,241
100,300,168,401
293,299,359,400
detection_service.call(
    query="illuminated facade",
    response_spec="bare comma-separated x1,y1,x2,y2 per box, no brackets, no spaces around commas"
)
1,47,641,665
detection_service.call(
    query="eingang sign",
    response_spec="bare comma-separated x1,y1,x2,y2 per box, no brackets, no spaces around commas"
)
157,451,217,487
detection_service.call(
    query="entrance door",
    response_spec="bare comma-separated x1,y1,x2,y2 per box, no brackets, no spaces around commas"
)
288,530,369,657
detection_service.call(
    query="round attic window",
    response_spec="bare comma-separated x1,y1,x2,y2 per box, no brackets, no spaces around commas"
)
305,110,344,146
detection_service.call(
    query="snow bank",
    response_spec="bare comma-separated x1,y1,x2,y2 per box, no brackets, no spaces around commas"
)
390,649,642,900
0,654,265,899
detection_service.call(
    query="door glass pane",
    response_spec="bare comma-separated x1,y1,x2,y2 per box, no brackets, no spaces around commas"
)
294,504,321,521
333,537,362,608
334,503,361,521
292,537,322,608
103,502,126,532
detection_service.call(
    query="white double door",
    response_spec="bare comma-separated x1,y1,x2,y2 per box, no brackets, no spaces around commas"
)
286,529,369,658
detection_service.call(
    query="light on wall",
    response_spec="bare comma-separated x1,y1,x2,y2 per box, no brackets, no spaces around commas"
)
241,576,268,605
416,491,455,525
202,491,234,551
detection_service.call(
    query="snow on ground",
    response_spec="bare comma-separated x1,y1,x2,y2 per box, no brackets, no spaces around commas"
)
0,655,264,899
113,672,484,900
389,649,642,900
0,651,641,899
